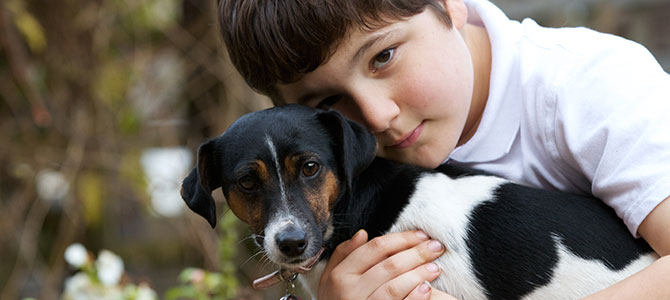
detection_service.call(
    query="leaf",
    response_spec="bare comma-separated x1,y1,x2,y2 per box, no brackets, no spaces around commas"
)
93,60,131,109
6,0,47,53
77,172,104,227
164,286,198,300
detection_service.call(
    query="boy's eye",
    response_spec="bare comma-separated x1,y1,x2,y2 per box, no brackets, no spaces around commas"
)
371,48,395,72
316,96,340,110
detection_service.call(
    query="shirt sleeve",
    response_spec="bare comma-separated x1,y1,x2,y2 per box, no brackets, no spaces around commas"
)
547,29,670,237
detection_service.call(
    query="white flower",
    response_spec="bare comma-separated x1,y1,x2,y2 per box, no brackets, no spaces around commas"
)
96,250,124,286
63,272,92,295
189,269,205,283
136,283,158,300
63,272,123,300
36,169,69,204
65,243,89,268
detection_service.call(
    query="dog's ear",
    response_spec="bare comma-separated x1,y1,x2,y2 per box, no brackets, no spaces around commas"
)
181,139,220,228
316,110,377,189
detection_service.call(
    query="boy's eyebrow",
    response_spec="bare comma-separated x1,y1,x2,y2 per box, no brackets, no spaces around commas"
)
351,29,400,67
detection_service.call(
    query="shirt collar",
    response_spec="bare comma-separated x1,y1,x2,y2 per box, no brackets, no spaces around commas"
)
448,0,522,164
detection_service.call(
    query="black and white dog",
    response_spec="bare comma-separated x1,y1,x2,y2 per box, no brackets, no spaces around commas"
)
181,104,657,299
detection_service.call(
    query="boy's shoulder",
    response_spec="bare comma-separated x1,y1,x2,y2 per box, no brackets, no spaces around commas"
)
510,18,665,98
516,19,660,76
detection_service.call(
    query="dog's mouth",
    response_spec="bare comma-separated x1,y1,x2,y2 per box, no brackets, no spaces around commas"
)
292,247,324,271
252,247,325,290
273,244,324,269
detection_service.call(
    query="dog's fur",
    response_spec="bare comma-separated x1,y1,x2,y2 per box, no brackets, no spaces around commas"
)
181,104,657,299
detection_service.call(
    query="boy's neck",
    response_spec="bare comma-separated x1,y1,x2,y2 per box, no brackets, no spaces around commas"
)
458,23,491,147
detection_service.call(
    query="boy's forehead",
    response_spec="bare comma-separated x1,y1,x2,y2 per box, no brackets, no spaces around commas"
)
276,20,409,104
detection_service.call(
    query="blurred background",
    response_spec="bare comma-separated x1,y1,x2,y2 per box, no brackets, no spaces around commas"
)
0,0,668,299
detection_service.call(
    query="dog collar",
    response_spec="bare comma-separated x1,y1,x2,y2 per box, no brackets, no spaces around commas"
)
252,248,325,289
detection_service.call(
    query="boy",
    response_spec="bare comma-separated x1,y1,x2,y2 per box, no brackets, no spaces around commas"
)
218,0,670,299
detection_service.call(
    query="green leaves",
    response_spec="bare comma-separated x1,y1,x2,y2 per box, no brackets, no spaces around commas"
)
6,0,46,53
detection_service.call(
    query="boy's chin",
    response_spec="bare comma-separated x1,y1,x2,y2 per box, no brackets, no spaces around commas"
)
378,152,444,169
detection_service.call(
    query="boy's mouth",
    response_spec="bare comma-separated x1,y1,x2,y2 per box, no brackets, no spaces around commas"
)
387,121,425,149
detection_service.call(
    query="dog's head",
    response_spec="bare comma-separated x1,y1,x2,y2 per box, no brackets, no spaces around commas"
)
181,105,376,267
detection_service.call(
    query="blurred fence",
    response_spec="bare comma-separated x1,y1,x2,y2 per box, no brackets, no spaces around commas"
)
0,0,668,299
1,0,271,299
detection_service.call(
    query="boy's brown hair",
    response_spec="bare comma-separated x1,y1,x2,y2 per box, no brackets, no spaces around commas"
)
219,0,452,104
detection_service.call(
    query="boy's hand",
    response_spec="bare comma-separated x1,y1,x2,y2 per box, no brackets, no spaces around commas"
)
317,229,447,300
405,282,460,300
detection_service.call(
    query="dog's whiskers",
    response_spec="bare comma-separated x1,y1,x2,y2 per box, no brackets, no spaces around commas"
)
237,234,260,246
258,254,275,271
241,248,268,268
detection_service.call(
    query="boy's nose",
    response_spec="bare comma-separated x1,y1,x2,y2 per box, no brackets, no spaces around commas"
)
353,92,399,133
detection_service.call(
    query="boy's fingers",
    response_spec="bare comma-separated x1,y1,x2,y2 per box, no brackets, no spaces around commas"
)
362,239,445,284
339,230,432,274
368,262,441,300
317,230,438,300
321,229,368,281
428,289,460,300
404,281,432,300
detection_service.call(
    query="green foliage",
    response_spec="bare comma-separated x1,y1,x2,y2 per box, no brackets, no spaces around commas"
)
93,60,132,109
112,0,182,35
120,151,149,201
78,172,104,227
218,213,241,298
6,0,47,53
165,213,242,300
118,107,142,135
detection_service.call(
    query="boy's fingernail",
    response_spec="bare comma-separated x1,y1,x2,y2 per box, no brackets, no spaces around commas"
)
426,262,439,273
416,230,429,240
429,240,443,252
352,229,365,241
419,281,432,293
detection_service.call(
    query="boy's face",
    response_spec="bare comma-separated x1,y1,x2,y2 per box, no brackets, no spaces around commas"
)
278,2,475,169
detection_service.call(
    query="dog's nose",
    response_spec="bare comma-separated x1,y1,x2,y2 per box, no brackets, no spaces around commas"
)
276,227,308,257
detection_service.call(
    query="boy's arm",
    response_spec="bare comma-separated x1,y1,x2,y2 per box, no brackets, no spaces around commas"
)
639,196,670,256
584,196,670,299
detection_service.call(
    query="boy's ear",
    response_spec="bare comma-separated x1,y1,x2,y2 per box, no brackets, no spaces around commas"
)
444,0,467,30
180,139,221,228
316,110,377,189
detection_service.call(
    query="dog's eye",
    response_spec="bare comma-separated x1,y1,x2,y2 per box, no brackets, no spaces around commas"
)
302,161,320,177
238,175,258,191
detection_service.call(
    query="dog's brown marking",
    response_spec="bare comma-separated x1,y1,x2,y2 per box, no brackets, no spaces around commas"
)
228,188,266,233
255,160,270,182
282,153,335,226
304,169,339,225
324,170,339,209
227,190,251,223
284,155,300,179
226,160,272,233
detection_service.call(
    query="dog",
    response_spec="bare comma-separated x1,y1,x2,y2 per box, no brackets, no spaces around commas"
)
181,104,658,299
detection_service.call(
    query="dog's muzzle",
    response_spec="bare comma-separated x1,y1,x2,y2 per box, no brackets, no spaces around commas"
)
252,247,325,289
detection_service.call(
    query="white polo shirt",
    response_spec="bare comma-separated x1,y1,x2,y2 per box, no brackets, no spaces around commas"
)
448,0,670,236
